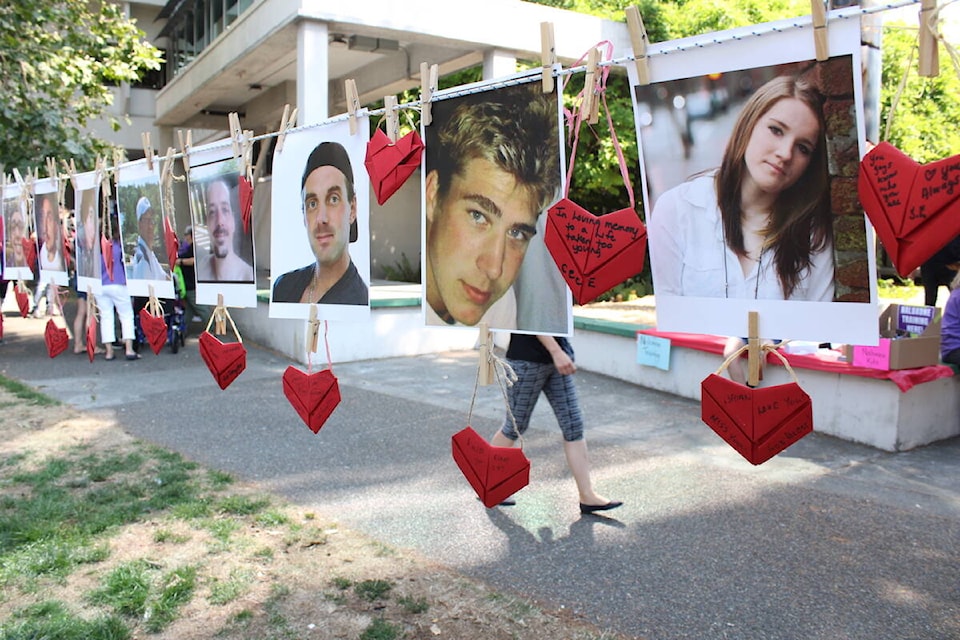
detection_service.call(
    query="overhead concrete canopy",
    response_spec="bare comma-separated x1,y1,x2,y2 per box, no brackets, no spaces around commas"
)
155,0,632,132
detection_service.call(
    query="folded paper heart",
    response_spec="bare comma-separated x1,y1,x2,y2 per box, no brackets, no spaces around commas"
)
545,199,647,304
281,366,342,433
198,331,247,390
859,142,960,277
700,373,813,465
44,319,69,359
364,128,424,206
86,317,98,363
163,216,179,273
451,426,530,508
15,287,29,318
139,308,168,355
101,236,114,281
21,237,36,275
239,176,254,234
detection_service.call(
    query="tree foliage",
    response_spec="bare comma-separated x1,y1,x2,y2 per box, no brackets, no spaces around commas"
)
879,22,960,162
0,0,163,173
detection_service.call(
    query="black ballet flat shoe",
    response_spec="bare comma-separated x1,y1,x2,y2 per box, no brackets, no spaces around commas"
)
579,500,623,515
477,497,516,507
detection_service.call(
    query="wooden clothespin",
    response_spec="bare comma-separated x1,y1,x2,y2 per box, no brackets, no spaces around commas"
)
583,47,601,125
62,159,78,192
384,95,400,143
345,79,361,135
215,293,227,335
160,147,175,186
276,103,298,153
307,304,320,354
747,311,761,388
810,0,829,62
625,6,650,86
420,63,438,127
478,322,495,386
228,112,243,163
177,129,192,178
919,0,940,77
541,22,556,93
45,157,57,181
112,148,123,188
241,129,254,182
141,132,155,171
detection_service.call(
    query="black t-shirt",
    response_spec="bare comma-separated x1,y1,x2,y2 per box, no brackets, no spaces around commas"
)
177,242,196,291
506,333,573,364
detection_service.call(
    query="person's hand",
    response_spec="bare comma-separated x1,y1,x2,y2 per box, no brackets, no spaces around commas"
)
552,349,576,375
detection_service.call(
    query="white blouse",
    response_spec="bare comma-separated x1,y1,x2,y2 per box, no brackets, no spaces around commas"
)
648,174,835,301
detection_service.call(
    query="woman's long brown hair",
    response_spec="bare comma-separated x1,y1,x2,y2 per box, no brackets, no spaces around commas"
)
715,75,833,299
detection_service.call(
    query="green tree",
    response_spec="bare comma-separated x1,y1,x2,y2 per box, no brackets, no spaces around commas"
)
0,0,163,173
879,22,960,162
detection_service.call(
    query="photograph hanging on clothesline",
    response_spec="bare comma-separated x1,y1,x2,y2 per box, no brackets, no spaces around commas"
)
186,142,258,308
33,178,69,287
629,14,877,345
422,74,571,335
74,175,103,297
269,117,371,323
116,159,175,299
2,184,33,281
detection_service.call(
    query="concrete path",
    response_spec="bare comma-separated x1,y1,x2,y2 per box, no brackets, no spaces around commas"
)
1,305,958,640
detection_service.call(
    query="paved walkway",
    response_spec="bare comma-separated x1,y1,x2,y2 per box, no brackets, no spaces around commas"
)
1,303,959,640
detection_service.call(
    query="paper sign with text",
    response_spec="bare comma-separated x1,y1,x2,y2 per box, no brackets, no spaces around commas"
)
637,333,671,370
852,339,892,370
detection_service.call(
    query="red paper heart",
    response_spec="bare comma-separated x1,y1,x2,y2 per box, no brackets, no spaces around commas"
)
101,235,114,281
859,142,960,277
451,426,530,507
44,318,69,358
700,374,813,465
239,176,254,234
545,199,647,304
15,286,30,318
281,366,342,433
86,316,98,363
198,331,247,390
364,128,424,206
163,216,179,272
139,308,167,355
21,237,36,273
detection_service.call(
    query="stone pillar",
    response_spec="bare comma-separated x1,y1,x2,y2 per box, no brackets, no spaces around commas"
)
297,21,329,124
482,49,517,80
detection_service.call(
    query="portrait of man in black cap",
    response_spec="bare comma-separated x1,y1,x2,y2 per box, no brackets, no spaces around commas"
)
271,141,368,305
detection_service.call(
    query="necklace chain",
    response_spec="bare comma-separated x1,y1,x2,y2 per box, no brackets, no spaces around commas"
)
722,228,764,300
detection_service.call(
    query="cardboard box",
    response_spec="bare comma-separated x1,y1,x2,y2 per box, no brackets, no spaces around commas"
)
849,304,942,371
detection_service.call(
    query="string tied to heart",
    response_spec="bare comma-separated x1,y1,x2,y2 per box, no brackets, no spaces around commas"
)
205,294,242,343
467,335,523,445
715,341,801,386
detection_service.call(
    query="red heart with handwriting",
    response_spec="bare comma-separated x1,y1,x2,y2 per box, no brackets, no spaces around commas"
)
451,426,530,507
859,142,960,277
281,366,341,433
86,316,98,363
101,235,114,280
545,199,647,304
44,318,69,358
198,331,247,390
139,308,167,355
15,286,30,318
700,374,813,465
239,176,254,234
163,216,179,272
364,128,424,206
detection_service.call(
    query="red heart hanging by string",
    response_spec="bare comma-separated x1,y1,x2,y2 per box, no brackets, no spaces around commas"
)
86,316,98,363
44,318,69,358
101,235,114,281
163,216,179,272
281,366,342,434
138,308,167,355
451,426,530,507
700,373,813,466
544,199,647,305
364,128,424,206
198,331,247,390
15,287,30,318
858,142,960,277
62,234,74,270
21,237,37,274
239,176,254,234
